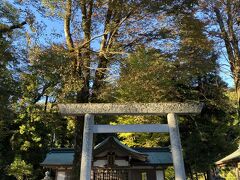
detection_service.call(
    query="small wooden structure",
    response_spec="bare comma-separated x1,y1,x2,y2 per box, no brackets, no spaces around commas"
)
41,136,173,180
58,103,203,180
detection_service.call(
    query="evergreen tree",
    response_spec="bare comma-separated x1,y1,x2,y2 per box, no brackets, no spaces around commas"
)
10,45,76,179
17,0,184,178
110,14,238,179
0,2,27,178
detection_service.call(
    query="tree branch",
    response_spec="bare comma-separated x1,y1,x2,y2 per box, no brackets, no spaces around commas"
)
99,0,113,53
0,21,26,34
64,0,74,51
226,0,240,61
106,10,133,52
33,82,52,104
214,6,235,73
78,33,107,49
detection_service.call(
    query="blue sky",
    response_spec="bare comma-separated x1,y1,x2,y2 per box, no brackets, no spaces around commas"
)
219,57,234,87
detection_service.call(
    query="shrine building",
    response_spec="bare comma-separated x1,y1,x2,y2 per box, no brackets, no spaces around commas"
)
41,136,173,180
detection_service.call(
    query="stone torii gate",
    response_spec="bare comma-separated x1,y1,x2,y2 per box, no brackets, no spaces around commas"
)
58,103,203,180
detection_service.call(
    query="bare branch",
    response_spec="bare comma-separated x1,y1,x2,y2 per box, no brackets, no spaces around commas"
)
78,32,107,49
106,10,133,52
214,6,235,72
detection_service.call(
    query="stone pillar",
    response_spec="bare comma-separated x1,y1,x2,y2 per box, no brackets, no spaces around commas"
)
167,113,186,180
80,114,94,180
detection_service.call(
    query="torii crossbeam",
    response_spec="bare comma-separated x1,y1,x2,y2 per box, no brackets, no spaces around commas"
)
58,103,203,180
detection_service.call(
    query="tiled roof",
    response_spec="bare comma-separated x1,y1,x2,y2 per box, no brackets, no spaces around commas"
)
40,148,74,166
93,136,148,161
133,148,172,165
41,137,173,167
216,148,240,165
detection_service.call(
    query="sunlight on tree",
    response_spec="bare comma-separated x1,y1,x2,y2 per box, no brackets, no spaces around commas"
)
7,156,33,180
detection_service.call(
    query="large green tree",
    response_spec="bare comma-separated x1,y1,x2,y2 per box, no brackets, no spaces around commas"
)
10,44,77,178
1,1,238,179
108,14,238,179
199,0,240,114
17,0,192,178
0,2,27,179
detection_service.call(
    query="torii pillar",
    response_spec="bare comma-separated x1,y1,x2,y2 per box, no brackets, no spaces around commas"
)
58,103,203,180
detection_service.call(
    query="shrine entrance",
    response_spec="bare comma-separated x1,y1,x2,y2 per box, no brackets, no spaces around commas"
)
58,103,203,180
92,168,129,180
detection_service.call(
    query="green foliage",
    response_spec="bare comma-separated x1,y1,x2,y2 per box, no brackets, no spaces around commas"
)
165,167,175,180
114,48,176,102
219,167,237,180
6,43,77,178
0,2,23,178
28,45,83,101
113,116,169,147
0,0,239,179
7,156,33,180
114,45,237,173
109,13,239,176
0,1,20,24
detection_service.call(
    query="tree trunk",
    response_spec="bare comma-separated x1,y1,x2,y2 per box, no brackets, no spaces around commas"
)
235,82,240,116
195,172,198,180
44,95,48,112
64,0,74,52
206,170,213,180
0,21,26,34
204,172,207,180
71,114,86,179
70,1,93,179
71,116,84,179
71,83,90,180
186,163,194,180
214,3,240,114
63,0,131,178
